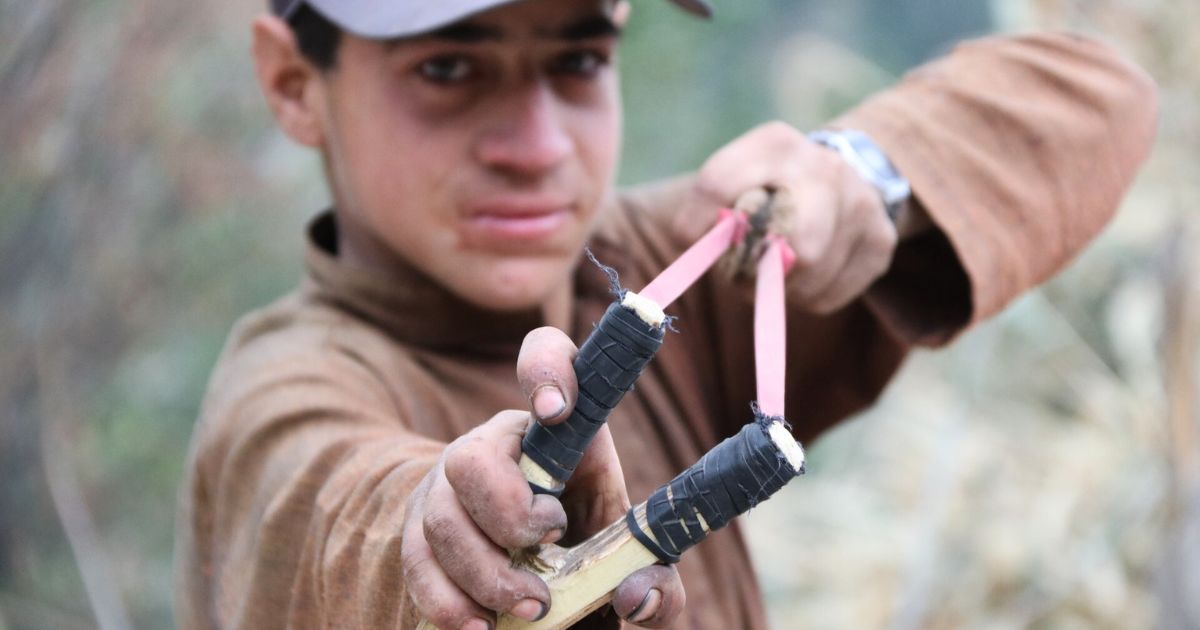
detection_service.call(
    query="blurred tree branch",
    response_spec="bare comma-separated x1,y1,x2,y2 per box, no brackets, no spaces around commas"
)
1157,221,1200,629
35,328,135,630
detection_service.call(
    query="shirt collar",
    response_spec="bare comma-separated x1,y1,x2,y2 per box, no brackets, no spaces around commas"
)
302,211,546,357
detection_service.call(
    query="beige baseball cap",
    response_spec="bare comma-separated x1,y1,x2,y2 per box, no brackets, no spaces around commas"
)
271,0,712,39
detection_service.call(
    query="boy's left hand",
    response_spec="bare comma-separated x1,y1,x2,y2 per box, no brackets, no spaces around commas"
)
693,121,900,314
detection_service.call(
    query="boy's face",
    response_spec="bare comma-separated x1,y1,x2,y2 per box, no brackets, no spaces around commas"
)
312,0,624,311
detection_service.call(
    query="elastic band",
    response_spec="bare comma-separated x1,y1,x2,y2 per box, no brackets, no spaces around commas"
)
754,238,794,418
640,211,742,309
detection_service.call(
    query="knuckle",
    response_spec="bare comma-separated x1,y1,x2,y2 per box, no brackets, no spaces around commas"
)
871,248,895,280
757,120,799,141
854,184,884,215
425,601,475,630
877,218,899,246
756,121,807,156
495,409,532,426
400,548,434,583
480,409,530,438
458,561,540,612
443,438,483,485
817,149,847,176
422,507,458,549
861,228,897,271
473,570,523,610
692,170,726,203
486,502,535,547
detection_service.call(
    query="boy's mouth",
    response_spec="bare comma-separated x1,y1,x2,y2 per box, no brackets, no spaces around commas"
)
462,198,575,244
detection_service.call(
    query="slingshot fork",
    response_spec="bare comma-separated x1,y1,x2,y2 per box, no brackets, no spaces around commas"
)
418,189,806,630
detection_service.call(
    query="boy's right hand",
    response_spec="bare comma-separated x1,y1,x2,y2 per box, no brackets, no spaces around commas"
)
401,327,684,630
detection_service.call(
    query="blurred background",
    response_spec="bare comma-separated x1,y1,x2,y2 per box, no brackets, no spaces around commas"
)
0,0,1195,628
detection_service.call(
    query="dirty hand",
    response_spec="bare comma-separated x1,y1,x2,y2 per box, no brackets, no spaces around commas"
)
401,327,685,629
696,121,901,314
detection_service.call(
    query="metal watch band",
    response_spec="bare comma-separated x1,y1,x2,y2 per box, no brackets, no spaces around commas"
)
808,129,911,222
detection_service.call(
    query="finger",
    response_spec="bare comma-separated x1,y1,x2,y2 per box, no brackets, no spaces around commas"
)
809,218,897,314
783,177,845,297
401,477,495,630
803,174,896,312
444,413,568,548
517,327,579,425
612,564,686,628
695,122,816,205
559,425,630,542
423,474,551,615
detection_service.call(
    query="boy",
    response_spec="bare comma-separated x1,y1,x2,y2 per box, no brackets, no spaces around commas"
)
176,0,1157,627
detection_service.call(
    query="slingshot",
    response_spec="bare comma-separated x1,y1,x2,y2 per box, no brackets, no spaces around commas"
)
420,189,808,630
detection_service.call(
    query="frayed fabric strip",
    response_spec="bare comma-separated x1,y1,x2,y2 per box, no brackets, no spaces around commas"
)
585,248,626,300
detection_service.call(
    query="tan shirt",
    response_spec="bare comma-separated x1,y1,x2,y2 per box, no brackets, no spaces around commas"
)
176,33,1157,629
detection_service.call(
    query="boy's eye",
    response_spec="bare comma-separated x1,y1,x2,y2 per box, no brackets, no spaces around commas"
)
417,55,475,84
550,50,609,78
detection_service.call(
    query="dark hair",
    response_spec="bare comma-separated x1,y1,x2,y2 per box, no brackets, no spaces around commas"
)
289,5,341,70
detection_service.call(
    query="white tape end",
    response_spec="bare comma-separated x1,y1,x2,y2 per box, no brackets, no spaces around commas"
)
767,421,806,473
621,291,666,328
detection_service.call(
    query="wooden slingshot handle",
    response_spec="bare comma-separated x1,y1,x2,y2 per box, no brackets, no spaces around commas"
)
420,188,797,629
420,418,805,630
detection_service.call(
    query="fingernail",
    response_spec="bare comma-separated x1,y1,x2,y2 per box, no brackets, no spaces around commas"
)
510,598,548,622
538,527,566,545
460,619,492,630
531,385,566,421
629,588,662,623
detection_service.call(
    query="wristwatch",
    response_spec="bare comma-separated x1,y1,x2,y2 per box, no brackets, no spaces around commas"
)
808,129,911,222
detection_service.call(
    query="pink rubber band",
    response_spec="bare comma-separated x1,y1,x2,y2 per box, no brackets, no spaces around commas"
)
754,238,793,417
639,208,793,417
640,210,742,309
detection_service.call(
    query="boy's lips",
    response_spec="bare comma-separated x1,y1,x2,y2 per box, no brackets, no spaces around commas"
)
462,199,575,243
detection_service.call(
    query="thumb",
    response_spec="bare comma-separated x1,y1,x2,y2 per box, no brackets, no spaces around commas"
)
613,564,686,628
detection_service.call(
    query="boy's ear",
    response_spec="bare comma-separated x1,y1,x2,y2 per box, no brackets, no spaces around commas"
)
251,15,326,148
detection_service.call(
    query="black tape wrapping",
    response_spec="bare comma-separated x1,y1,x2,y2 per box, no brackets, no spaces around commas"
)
522,301,665,488
629,416,804,564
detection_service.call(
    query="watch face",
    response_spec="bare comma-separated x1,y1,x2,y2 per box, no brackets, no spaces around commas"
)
811,129,911,210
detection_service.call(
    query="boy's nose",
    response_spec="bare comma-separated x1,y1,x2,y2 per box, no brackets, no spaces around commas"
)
475,82,573,178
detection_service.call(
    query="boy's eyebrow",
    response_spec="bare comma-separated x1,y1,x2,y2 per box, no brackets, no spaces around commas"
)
550,14,623,40
425,21,505,43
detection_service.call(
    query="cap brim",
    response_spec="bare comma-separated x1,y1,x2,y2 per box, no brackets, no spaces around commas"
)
299,0,711,40
670,0,713,18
